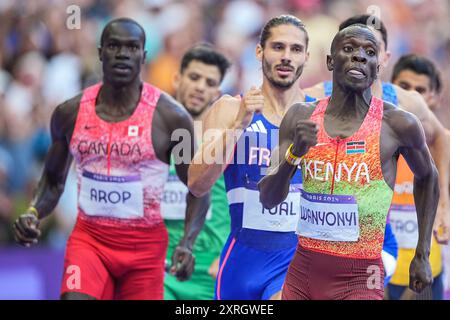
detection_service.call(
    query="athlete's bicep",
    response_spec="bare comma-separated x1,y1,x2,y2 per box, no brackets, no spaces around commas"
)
202,95,240,133
397,113,434,180
44,105,74,184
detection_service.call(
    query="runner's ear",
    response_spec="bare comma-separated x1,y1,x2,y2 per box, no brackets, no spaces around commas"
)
173,72,181,92
326,55,333,71
256,44,263,62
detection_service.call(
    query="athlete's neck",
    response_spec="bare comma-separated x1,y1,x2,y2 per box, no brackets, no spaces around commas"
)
98,79,143,117
261,79,305,118
329,82,372,119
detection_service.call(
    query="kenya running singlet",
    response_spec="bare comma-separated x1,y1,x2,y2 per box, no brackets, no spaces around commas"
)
297,96,394,259
322,81,399,282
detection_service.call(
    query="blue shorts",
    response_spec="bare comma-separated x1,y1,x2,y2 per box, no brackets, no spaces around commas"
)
382,222,398,287
215,230,297,300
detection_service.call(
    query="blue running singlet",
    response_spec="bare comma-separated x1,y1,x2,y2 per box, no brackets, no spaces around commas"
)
215,95,316,300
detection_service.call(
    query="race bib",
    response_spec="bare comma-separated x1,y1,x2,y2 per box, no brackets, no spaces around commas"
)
297,190,359,242
161,176,212,220
389,204,418,249
79,171,144,219
241,184,301,232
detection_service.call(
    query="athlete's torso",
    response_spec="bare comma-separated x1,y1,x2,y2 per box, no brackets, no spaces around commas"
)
297,96,394,259
69,82,169,229
320,81,399,259
222,95,315,250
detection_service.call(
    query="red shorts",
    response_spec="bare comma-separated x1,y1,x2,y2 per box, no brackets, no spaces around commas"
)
61,217,168,300
282,244,384,300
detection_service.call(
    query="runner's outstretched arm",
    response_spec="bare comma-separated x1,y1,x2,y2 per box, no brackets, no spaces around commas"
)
13,97,79,246
394,111,439,293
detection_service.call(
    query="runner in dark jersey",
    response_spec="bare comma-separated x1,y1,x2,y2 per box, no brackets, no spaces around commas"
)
13,18,209,300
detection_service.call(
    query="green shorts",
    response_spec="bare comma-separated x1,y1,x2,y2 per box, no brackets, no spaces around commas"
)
164,252,217,300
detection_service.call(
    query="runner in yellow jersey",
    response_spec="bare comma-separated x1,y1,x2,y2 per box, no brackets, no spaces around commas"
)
388,54,449,299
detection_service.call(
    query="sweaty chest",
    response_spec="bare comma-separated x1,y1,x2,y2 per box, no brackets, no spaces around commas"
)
69,90,159,169
303,97,387,190
323,115,365,139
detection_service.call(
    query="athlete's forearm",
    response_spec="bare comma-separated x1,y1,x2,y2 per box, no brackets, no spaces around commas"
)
188,127,242,197
259,159,298,209
30,173,66,219
413,163,439,257
178,192,211,250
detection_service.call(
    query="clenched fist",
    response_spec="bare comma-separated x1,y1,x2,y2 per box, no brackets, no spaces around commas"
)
13,211,41,247
291,120,318,157
234,87,264,130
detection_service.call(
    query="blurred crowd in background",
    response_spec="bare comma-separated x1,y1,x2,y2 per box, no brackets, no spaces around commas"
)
1,0,450,250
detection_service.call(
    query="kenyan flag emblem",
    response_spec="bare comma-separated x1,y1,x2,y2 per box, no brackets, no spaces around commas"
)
346,141,365,154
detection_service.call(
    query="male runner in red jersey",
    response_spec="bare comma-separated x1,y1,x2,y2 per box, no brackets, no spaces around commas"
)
13,18,209,300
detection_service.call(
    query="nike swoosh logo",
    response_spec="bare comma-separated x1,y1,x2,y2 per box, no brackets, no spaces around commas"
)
84,125,97,130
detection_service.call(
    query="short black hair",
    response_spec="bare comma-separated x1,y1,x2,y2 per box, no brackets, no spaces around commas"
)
392,54,442,93
339,14,387,50
180,43,231,81
100,17,146,47
331,24,376,55
259,15,309,49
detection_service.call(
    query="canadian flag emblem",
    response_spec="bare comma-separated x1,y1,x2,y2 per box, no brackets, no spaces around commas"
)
128,125,140,137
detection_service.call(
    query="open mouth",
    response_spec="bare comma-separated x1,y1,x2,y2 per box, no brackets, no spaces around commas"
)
112,63,132,73
276,65,294,77
346,68,366,79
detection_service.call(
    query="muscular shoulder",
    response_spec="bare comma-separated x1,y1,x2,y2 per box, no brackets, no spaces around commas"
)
394,84,429,120
383,101,426,149
51,93,82,140
203,94,240,130
156,92,194,131
395,84,444,142
304,82,326,99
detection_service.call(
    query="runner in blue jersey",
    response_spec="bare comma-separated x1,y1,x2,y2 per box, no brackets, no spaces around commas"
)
304,14,450,287
188,15,313,300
